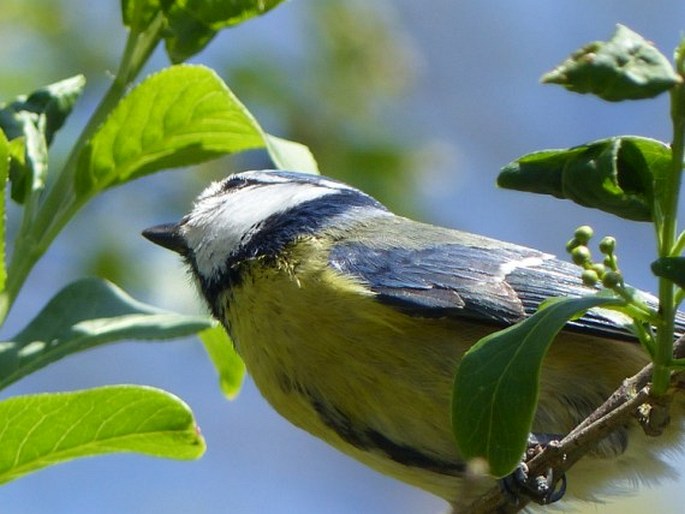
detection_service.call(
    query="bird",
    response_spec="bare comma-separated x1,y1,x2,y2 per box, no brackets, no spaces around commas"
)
143,169,683,512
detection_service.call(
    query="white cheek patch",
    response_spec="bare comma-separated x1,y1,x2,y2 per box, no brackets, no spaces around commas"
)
182,182,338,277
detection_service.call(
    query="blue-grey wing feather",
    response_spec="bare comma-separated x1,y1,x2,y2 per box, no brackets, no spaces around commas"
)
328,230,638,341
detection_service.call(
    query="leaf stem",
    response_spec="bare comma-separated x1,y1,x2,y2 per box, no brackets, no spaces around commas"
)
0,15,165,325
652,59,685,395
673,230,685,255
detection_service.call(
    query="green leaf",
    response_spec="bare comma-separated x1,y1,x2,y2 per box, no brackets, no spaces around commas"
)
498,136,669,221
0,277,213,390
6,113,47,203
0,75,85,145
265,134,319,174
0,75,85,203
74,64,265,197
121,0,162,32
452,295,623,478
0,385,205,484
74,64,319,198
198,324,245,400
160,0,285,63
0,130,7,291
542,24,679,101
651,257,685,289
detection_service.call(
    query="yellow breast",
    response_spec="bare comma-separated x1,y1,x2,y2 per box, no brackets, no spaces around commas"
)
216,237,663,504
219,238,482,499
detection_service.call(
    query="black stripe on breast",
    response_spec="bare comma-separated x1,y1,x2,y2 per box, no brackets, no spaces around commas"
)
308,392,465,476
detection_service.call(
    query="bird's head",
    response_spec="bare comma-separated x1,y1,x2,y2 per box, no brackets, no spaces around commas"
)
143,169,388,287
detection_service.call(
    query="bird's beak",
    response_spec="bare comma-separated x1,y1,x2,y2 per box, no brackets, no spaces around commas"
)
142,223,188,255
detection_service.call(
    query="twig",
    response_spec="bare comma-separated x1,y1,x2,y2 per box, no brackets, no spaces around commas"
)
462,337,685,514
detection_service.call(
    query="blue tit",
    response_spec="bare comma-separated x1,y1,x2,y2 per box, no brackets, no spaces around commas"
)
143,169,683,512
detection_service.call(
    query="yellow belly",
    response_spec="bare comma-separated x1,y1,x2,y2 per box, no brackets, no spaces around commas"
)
219,245,670,505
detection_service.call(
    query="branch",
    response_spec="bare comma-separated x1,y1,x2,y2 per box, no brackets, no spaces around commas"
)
461,337,685,514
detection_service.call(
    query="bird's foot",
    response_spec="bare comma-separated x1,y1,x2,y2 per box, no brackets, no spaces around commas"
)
499,434,567,506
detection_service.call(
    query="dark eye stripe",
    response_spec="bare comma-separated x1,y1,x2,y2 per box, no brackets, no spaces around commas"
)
220,176,251,192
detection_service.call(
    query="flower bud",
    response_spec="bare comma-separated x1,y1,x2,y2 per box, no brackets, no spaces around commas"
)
571,246,592,266
602,270,623,288
599,236,616,255
573,225,594,245
582,269,599,287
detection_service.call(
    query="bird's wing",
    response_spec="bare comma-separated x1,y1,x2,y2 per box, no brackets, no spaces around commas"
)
328,230,637,341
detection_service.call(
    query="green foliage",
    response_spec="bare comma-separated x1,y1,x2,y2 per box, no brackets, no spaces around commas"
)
453,296,623,477
499,136,670,222
264,134,319,173
121,0,164,32
198,324,246,400
0,278,213,390
651,257,685,289
121,0,285,63
0,75,85,203
0,131,7,292
0,75,85,144
454,24,685,478
159,0,285,62
0,0,311,486
0,385,205,485
74,64,264,196
542,24,680,101
74,63,318,198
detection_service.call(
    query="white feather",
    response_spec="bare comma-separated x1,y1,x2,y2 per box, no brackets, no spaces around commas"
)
181,178,339,278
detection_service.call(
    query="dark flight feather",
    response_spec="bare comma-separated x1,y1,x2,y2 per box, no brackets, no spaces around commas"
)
329,238,641,341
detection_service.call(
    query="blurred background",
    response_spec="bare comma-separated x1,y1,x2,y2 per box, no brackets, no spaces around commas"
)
1,1,685,512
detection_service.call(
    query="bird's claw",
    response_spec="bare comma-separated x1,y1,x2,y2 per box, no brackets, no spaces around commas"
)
500,462,567,506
